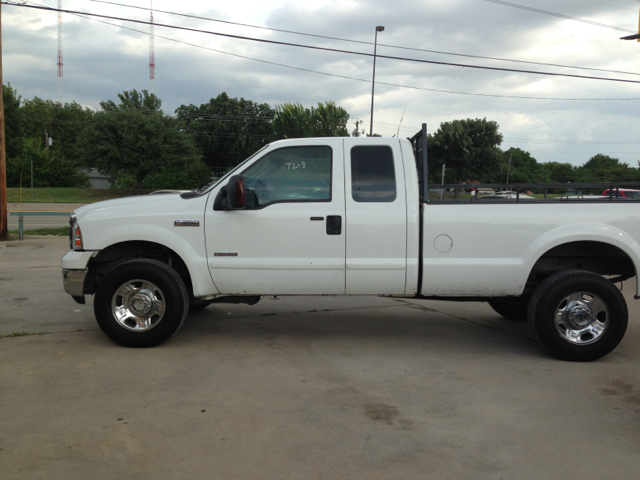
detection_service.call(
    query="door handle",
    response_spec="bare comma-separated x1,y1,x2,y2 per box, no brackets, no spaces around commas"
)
326,215,341,235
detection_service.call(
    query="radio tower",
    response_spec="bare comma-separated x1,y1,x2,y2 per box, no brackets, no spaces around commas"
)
149,0,155,95
57,0,63,105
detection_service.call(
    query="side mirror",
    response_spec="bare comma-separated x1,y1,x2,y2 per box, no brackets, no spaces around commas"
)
226,175,245,210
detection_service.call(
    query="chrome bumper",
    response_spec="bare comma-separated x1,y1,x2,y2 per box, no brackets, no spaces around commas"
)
62,269,87,297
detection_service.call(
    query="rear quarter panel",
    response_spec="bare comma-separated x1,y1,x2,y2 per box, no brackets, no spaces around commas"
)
421,202,640,297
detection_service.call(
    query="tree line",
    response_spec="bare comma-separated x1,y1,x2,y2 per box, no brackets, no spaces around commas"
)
3,84,638,193
426,118,640,188
3,86,350,193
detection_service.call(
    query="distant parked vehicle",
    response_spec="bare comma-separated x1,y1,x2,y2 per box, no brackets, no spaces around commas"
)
479,191,534,200
602,188,640,199
149,190,191,195
554,194,607,201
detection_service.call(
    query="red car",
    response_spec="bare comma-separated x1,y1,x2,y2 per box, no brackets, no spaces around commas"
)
602,188,640,199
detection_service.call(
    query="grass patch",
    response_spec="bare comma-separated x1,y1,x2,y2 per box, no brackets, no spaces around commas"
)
6,187,150,204
8,227,69,236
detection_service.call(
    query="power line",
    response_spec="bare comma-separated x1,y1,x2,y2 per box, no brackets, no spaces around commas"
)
11,2,640,107
6,2,640,86
41,4,640,101
78,10,640,101
484,0,636,33
84,0,640,78
579,0,638,12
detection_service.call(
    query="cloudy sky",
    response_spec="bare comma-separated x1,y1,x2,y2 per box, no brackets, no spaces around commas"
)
3,0,640,167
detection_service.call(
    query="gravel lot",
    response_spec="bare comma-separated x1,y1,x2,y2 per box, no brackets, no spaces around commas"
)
1,237,640,479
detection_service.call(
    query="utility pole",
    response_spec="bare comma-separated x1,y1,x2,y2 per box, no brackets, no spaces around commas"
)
369,26,384,137
506,153,512,185
0,3,8,241
440,164,446,200
352,119,363,137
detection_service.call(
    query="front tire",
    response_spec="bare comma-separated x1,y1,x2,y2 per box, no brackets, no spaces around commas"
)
94,259,189,348
528,270,627,361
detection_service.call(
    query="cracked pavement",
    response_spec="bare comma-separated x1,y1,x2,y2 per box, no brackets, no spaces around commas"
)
2,237,640,479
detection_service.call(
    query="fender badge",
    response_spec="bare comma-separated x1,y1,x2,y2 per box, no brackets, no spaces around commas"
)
174,220,200,227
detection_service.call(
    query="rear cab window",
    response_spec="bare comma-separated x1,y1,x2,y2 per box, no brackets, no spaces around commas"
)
350,146,397,202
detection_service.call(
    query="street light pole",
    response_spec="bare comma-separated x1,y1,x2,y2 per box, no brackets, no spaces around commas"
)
369,25,384,137
620,2,640,41
0,3,8,241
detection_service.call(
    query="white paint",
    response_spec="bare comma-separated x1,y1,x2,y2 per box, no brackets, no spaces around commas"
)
205,138,346,295
63,137,640,302
343,137,407,295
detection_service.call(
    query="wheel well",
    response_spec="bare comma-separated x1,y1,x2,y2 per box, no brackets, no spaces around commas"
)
84,241,194,297
525,241,636,295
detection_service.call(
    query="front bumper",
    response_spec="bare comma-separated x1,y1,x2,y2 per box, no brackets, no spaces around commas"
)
62,269,87,298
61,250,95,304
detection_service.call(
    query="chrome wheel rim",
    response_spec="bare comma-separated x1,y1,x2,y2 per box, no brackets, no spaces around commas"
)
111,279,165,332
554,291,609,345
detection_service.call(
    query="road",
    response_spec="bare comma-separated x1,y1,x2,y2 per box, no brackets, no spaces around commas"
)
1,236,640,479
6,203,85,230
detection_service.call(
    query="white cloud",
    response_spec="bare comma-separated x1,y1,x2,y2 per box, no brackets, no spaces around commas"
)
3,0,640,166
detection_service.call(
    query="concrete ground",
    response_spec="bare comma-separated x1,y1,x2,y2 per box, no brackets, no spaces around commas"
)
1,237,640,479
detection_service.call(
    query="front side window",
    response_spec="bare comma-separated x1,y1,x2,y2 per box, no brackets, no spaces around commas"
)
351,146,397,202
241,146,332,207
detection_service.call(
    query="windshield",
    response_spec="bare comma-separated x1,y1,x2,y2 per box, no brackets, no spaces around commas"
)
194,144,271,194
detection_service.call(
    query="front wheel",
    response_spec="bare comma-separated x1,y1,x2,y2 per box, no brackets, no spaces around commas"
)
94,259,189,348
528,270,627,361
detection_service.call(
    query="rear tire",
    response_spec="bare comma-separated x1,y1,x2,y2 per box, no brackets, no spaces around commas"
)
488,298,529,321
94,259,189,348
528,270,627,361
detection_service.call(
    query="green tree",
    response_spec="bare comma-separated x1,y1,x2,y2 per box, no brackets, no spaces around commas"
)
175,92,274,173
20,97,94,161
77,91,206,193
538,162,576,183
3,84,23,159
428,118,503,190
485,147,541,184
6,137,88,188
101,89,162,113
272,101,350,140
574,154,636,183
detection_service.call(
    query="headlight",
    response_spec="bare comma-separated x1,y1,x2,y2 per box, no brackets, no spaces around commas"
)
69,213,83,251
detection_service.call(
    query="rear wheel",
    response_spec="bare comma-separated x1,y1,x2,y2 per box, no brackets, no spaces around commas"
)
94,259,189,347
528,270,627,361
488,298,529,321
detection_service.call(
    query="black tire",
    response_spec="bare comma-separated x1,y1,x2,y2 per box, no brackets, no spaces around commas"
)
528,270,627,361
94,259,189,348
488,298,529,321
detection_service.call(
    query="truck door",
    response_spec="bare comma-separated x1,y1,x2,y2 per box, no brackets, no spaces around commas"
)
343,138,407,294
205,139,346,295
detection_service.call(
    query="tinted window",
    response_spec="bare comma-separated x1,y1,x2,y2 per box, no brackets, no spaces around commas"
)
351,146,396,202
241,146,332,207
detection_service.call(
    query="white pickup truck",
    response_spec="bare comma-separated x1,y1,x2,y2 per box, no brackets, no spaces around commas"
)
62,126,640,361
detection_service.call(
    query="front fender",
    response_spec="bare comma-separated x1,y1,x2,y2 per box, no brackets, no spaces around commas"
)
80,219,218,298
